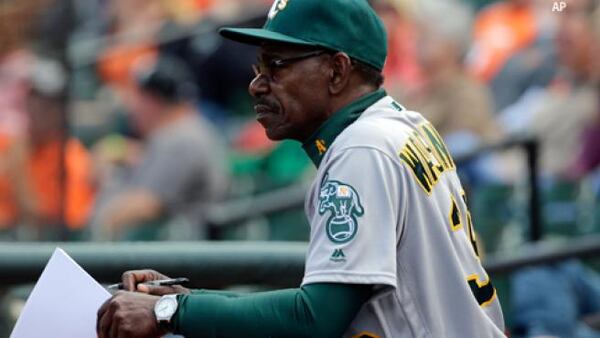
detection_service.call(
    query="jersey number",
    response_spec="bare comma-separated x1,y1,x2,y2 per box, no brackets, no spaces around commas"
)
449,192,496,307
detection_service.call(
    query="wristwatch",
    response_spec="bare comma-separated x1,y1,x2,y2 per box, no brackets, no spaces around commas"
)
154,294,179,329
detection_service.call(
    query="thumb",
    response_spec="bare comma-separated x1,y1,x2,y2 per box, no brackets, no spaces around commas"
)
136,284,151,294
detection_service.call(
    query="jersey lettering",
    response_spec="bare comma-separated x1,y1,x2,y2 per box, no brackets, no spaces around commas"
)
449,195,463,231
461,191,480,258
399,123,455,194
467,274,497,307
316,139,327,155
450,191,495,306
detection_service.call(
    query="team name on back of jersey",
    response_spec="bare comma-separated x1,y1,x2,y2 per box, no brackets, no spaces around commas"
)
399,122,455,194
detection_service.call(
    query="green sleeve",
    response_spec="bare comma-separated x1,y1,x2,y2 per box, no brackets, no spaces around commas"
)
172,283,372,338
190,289,243,298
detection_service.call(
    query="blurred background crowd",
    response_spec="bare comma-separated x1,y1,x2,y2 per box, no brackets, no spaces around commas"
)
0,0,600,336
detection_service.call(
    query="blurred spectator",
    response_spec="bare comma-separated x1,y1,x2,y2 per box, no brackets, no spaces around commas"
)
511,260,600,338
500,0,599,179
410,0,500,145
403,0,507,187
91,56,229,241
487,0,560,111
571,4,600,179
97,0,166,94
488,36,558,112
0,57,96,240
33,0,106,62
572,107,600,179
0,0,45,57
0,51,32,138
157,19,258,125
0,0,43,138
467,0,539,83
372,0,425,98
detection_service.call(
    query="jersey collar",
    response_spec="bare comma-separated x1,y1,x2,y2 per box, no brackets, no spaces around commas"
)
302,88,387,167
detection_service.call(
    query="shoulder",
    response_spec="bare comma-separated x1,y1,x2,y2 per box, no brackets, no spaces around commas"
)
333,96,428,156
155,115,219,149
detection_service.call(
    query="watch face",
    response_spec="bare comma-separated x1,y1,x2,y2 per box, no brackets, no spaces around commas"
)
155,297,178,319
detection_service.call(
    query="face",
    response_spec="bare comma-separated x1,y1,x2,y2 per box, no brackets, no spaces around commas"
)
248,43,331,141
26,92,63,144
417,28,454,76
125,87,164,137
556,0,594,77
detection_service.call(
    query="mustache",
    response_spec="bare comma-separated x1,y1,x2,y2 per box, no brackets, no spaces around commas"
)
255,97,280,111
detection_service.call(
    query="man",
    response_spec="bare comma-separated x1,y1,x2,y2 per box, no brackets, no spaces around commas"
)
0,57,95,239
91,56,228,240
525,0,598,178
96,0,505,337
467,0,538,83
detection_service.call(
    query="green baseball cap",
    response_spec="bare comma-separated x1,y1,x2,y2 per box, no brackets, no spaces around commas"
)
219,0,388,71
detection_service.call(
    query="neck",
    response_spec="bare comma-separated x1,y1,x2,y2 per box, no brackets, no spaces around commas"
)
427,62,461,87
148,104,192,135
327,84,379,119
301,86,387,167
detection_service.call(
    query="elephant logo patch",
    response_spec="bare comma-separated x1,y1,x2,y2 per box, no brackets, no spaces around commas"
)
318,174,364,244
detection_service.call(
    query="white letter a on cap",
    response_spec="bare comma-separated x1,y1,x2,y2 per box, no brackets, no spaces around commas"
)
268,0,289,19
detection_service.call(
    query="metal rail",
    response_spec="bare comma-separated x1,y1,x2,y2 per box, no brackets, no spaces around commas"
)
1,234,598,287
0,242,306,288
484,235,600,274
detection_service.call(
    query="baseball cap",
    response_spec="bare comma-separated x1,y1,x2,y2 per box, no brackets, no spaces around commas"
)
219,0,387,71
133,56,198,102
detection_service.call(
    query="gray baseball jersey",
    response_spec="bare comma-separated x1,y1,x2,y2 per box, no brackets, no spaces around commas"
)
301,89,505,338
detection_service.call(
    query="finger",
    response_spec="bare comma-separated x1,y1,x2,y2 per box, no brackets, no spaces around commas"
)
136,283,150,294
121,270,169,292
97,298,113,335
121,270,153,291
98,301,116,338
110,313,120,338
137,284,178,296
121,271,141,291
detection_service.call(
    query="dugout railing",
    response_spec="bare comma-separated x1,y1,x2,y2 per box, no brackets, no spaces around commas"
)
1,234,600,288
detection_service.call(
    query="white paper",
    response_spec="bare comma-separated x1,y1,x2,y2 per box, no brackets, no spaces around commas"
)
10,248,111,338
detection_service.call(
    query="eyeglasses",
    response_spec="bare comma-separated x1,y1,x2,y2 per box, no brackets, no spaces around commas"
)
252,50,328,79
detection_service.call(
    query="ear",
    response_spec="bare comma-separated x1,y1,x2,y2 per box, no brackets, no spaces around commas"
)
328,52,353,95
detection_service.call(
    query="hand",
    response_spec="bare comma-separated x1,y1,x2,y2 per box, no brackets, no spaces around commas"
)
121,270,191,296
97,291,166,338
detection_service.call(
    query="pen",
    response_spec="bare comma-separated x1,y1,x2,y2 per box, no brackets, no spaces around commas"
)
107,277,189,291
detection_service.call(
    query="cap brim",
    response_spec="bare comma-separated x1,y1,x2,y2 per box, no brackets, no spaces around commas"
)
219,27,317,47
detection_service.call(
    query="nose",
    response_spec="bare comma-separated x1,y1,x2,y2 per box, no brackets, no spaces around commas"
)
248,74,270,98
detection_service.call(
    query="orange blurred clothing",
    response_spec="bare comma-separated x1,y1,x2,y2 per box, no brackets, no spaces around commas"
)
0,137,95,229
0,135,15,226
383,17,424,92
98,45,157,92
195,0,213,10
468,1,538,82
